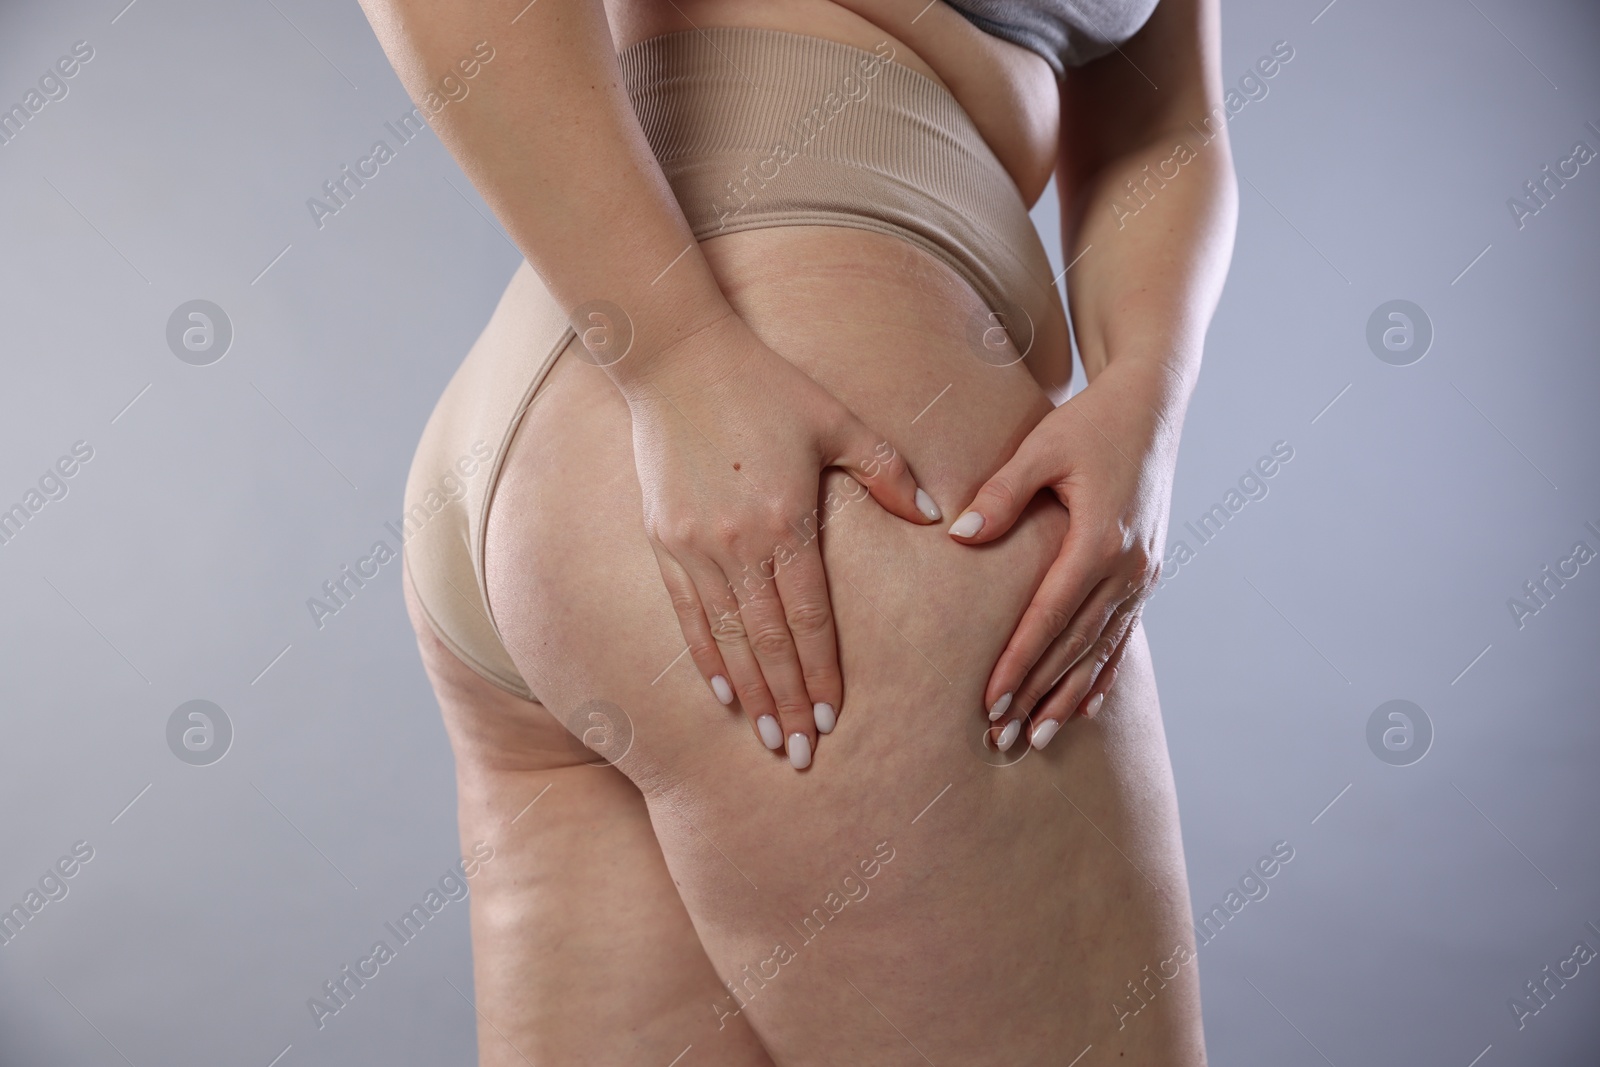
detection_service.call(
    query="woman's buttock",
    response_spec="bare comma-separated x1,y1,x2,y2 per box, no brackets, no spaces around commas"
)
481,226,1203,1064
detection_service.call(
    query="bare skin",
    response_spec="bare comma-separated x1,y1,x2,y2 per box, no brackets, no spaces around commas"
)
367,0,1235,1061
406,229,1202,1066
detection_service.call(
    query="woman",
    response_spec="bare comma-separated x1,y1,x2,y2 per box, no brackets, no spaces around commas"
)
361,0,1234,1061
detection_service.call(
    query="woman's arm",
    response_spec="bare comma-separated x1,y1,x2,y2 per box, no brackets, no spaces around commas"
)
358,0,939,766
357,0,728,378
947,0,1238,744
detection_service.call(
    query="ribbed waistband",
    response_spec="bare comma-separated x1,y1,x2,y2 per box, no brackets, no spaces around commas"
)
616,27,1059,335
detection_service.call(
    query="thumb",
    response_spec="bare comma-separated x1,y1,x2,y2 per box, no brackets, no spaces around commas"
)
947,435,1055,543
828,421,939,526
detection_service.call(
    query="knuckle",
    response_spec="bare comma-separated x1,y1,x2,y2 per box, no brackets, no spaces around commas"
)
667,590,702,619
784,599,831,639
651,513,697,548
709,610,747,644
748,624,794,659
774,692,812,718
983,479,1020,513
713,520,744,552
1127,547,1156,582
801,661,838,696
876,451,908,481
735,678,771,707
1016,671,1057,711
1036,603,1074,640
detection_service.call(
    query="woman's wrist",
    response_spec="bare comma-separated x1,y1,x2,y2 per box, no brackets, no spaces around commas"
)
557,250,743,403
1081,348,1195,454
596,301,752,406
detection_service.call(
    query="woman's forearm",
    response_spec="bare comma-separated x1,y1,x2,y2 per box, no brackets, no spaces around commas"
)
1055,0,1237,424
1063,135,1236,412
356,0,734,395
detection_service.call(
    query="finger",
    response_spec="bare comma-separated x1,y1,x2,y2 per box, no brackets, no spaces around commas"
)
771,534,841,741
1030,606,1141,749
648,541,735,706
997,576,1125,730
686,553,786,749
1074,634,1130,720
982,537,1108,717
827,423,938,526
725,548,819,769
946,433,1054,544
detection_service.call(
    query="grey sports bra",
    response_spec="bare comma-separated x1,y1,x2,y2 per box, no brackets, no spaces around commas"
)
943,0,1160,78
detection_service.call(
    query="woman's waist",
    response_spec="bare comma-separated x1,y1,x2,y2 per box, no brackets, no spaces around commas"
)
615,26,1067,380
607,0,1059,204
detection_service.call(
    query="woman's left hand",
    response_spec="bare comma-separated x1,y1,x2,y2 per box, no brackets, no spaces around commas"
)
947,360,1183,750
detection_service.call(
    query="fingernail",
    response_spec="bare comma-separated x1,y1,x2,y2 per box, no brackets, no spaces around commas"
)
757,714,783,749
948,510,984,538
787,732,812,770
996,718,1022,752
711,675,734,705
1085,692,1106,718
915,487,942,521
814,702,837,734
987,692,1012,722
1030,718,1060,749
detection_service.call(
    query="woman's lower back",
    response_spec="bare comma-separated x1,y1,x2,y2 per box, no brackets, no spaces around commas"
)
474,224,1206,1064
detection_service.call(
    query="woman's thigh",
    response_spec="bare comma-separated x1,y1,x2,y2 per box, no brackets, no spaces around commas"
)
485,226,1206,1065
402,565,779,1067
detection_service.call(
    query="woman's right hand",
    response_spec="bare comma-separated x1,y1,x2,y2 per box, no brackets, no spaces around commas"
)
616,310,942,770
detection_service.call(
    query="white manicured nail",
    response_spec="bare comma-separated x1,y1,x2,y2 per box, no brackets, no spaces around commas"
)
787,732,812,770
948,510,984,538
757,714,783,749
1030,718,1060,750
987,692,1012,722
915,488,942,521
1085,692,1106,718
814,702,836,734
996,718,1022,752
711,675,734,705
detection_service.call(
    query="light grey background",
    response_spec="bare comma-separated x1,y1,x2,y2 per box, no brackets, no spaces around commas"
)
1,0,1595,1064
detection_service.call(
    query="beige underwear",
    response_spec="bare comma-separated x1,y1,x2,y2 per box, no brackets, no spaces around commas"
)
402,27,1062,703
